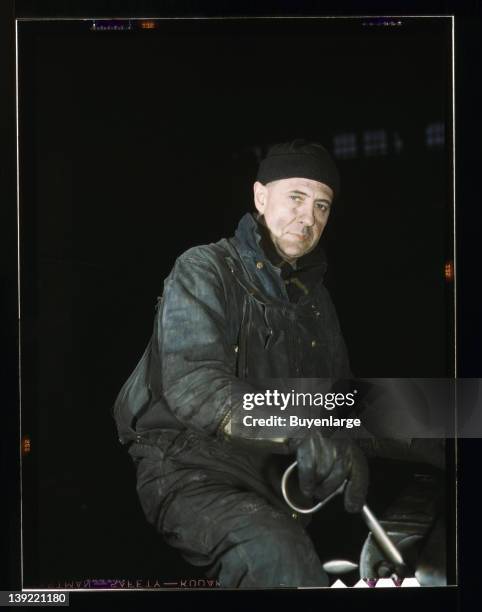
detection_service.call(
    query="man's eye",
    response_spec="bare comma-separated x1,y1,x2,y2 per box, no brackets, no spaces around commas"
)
289,195,303,203
316,203,328,212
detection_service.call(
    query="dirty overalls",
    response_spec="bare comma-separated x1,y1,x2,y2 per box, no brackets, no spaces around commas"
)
114,212,351,587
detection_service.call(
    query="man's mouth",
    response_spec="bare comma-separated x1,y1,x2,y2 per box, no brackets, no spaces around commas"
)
287,232,310,241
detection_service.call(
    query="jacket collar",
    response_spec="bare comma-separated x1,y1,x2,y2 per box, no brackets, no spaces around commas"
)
233,212,328,279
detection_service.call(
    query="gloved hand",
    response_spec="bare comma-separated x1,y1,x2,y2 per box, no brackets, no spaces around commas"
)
295,431,369,513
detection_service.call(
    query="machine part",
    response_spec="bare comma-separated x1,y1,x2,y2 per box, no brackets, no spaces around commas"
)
282,460,406,570
323,559,359,575
415,516,447,586
360,470,446,584
361,505,406,569
376,561,397,578
360,532,424,579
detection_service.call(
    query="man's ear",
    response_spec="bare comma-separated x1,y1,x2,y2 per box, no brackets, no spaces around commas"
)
253,181,267,214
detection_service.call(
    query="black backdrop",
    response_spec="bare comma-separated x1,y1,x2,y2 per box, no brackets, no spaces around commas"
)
16,16,456,589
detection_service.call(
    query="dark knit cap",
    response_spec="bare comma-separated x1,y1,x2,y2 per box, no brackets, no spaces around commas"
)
256,139,340,196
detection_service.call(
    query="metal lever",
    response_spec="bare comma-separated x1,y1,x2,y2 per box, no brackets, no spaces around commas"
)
361,505,405,568
281,460,406,569
281,459,345,514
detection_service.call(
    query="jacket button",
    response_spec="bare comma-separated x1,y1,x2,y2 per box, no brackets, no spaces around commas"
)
234,345,239,353
311,340,317,347
256,261,264,269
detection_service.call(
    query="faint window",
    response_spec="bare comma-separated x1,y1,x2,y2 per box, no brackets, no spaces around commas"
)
333,133,357,159
426,122,445,148
363,130,387,156
392,132,403,154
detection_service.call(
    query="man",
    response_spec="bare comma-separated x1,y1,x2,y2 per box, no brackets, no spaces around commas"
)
113,139,369,587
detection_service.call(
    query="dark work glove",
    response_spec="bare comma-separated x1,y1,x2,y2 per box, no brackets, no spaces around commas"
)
295,431,369,513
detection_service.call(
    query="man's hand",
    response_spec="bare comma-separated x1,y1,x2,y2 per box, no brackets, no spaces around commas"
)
295,431,369,513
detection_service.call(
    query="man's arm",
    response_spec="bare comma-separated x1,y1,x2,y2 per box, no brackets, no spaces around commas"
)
158,249,252,436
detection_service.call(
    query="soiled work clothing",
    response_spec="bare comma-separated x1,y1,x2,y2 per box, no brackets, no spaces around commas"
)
115,212,351,587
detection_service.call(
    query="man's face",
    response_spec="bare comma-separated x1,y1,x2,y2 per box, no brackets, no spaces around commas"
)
253,177,333,264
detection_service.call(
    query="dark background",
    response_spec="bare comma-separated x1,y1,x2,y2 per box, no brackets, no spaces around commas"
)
3,1,482,610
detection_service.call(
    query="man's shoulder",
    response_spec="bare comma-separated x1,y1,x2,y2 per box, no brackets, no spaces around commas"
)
175,238,233,268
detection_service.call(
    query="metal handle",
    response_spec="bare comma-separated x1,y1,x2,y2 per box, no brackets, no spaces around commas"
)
361,505,405,568
281,460,346,514
281,460,406,569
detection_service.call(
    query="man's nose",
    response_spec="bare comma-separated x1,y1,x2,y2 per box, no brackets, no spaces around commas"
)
297,202,315,226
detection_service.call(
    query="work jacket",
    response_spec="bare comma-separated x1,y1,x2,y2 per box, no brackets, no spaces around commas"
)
113,212,351,447
113,213,445,537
